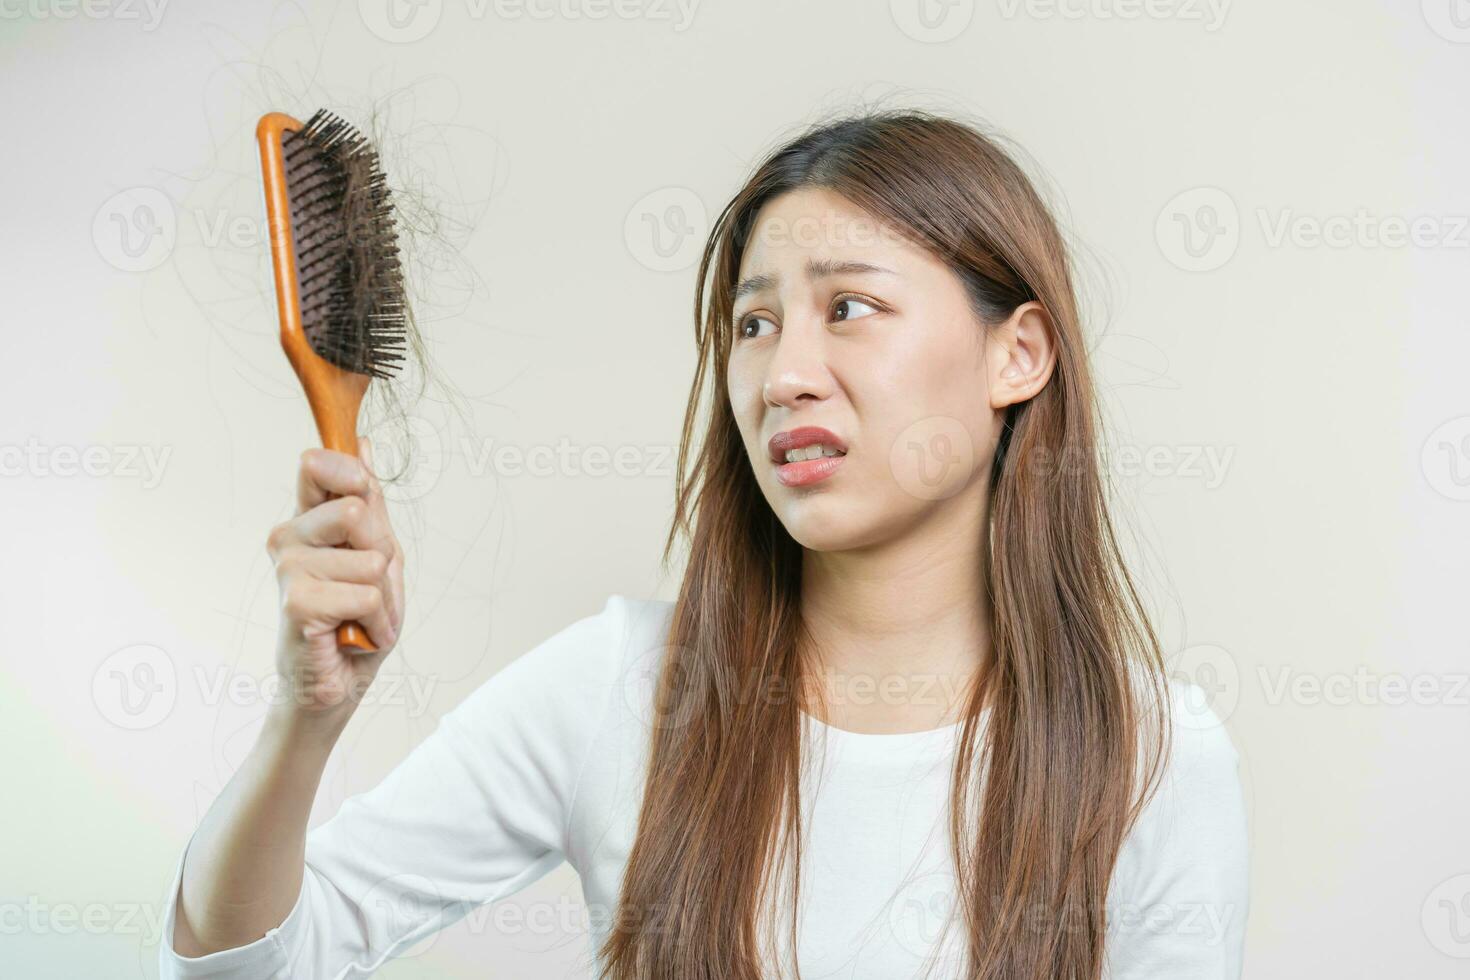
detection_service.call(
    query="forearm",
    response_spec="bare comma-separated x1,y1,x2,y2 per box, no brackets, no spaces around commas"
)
171,705,345,957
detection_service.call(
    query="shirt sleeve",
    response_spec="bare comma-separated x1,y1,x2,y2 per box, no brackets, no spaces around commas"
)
156,593,627,980
1103,680,1252,980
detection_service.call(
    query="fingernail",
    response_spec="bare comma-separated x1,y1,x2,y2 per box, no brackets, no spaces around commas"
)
361,438,374,466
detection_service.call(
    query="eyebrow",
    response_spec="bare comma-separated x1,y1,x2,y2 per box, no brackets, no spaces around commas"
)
732,258,898,305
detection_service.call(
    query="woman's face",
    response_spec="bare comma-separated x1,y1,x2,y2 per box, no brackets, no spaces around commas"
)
726,186,1053,552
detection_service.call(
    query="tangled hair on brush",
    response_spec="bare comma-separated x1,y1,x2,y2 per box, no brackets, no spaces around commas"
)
330,98,485,492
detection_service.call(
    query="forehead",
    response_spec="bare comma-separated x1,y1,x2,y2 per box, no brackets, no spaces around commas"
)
736,186,926,278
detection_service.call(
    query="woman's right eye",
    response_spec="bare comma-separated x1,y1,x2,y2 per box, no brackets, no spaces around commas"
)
738,314,776,340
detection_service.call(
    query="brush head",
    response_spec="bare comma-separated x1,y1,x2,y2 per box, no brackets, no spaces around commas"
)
281,109,407,379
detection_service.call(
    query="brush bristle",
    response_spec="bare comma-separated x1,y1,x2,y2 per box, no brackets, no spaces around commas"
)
281,109,407,379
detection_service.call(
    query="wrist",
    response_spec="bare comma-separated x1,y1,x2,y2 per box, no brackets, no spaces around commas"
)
260,702,350,758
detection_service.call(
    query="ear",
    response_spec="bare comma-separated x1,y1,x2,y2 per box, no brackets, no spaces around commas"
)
986,301,1058,410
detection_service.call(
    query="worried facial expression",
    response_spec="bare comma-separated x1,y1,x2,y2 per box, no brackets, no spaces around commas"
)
725,187,1055,552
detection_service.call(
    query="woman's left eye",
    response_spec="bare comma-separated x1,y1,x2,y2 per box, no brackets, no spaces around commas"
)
832,296,879,322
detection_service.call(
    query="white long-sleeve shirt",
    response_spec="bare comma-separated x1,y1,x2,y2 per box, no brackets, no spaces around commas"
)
156,593,1250,979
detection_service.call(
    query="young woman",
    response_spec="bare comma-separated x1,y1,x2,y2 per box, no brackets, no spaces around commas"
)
160,109,1249,980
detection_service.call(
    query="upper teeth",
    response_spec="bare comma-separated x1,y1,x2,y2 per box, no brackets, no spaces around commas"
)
785,444,845,462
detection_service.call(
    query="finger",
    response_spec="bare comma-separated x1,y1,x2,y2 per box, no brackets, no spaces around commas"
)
294,580,396,652
276,545,390,587
383,546,406,637
360,437,382,494
283,496,382,553
357,438,399,556
296,448,372,515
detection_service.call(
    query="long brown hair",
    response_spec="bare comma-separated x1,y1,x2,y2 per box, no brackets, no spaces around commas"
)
603,108,1172,980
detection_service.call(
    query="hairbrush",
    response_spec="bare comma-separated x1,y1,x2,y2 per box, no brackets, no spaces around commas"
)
256,108,407,652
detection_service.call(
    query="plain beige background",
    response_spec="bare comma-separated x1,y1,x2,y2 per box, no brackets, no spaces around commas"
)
2,0,1466,976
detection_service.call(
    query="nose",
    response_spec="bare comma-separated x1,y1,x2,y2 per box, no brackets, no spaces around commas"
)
762,316,834,410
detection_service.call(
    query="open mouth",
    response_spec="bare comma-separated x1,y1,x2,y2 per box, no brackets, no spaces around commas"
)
779,443,846,463
773,450,846,487
768,426,848,487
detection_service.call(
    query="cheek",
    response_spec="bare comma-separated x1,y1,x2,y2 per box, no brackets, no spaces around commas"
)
861,314,985,422
857,319,989,503
726,359,763,438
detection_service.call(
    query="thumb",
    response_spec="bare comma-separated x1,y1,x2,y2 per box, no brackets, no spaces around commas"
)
359,437,384,494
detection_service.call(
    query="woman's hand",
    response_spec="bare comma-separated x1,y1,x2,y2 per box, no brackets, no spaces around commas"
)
266,438,405,732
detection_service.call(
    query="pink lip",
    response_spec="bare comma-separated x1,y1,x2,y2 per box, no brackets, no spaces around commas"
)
768,426,848,488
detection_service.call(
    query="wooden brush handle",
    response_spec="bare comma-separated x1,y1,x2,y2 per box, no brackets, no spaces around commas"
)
309,374,376,655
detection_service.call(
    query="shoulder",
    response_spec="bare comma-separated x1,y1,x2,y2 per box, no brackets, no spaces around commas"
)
1120,658,1241,796
1114,670,1250,900
1103,674,1250,977
443,593,677,734
1120,666,1247,837
1153,677,1244,811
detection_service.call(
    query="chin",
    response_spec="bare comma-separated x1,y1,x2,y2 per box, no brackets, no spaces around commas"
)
775,501,886,553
